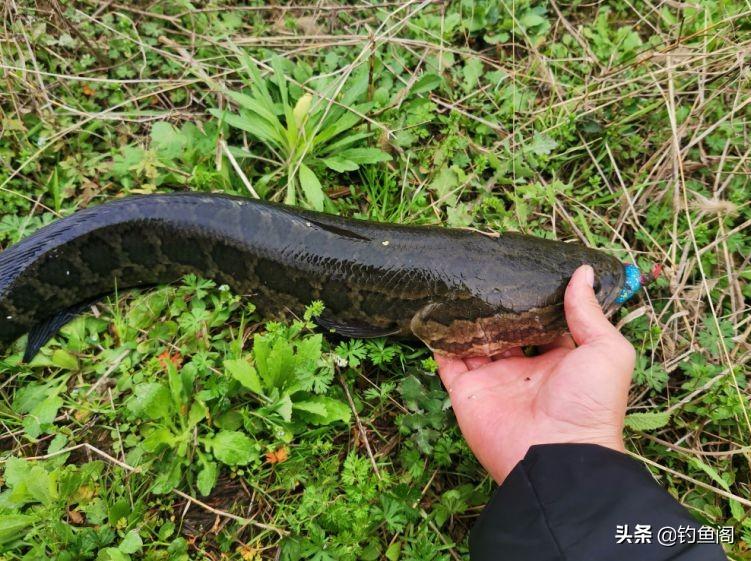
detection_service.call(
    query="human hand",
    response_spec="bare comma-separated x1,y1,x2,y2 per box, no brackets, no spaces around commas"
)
435,265,636,483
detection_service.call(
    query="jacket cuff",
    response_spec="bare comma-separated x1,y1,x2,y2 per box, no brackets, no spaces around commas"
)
470,443,727,561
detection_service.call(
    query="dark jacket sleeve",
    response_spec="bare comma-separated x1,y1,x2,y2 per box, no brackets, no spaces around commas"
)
470,444,727,561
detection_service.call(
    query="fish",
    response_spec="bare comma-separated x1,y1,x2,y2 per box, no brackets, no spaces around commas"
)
0,193,641,361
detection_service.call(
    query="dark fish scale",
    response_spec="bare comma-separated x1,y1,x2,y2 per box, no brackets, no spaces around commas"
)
0,193,625,358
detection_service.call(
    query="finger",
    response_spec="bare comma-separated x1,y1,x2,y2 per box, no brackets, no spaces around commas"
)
491,346,524,361
465,356,492,369
435,354,468,387
539,334,575,353
564,265,622,346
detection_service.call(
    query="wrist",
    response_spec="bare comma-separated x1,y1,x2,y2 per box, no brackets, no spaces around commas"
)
567,435,625,453
487,437,626,484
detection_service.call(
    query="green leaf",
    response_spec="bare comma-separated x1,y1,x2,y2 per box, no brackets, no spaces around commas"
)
210,430,258,466
322,156,359,172
687,455,741,522
689,456,729,489
411,73,442,95
150,460,182,495
314,111,368,149
208,109,284,150
150,122,186,160
112,146,146,180
336,148,391,165
197,461,218,496
48,432,68,454
238,54,274,107
253,335,295,390
141,427,175,452
46,164,64,211
225,91,281,127
23,394,63,439
224,358,263,393
188,401,208,428
399,376,425,409
624,411,671,431
462,58,483,93
730,498,745,521
127,383,172,420
158,521,175,541
521,13,547,29
0,515,35,545
98,548,130,561
292,399,327,417
529,133,558,156
313,110,364,148
3,457,29,489
633,355,669,392
318,131,372,155
119,530,143,554
1,460,58,507
340,66,370,106
296,334,323,370
293,396,351,425
51,348,79,370
25,465,58,505
269,393,293,423
271,56,290,108
361,540,382,561
485,32,509,45
698,319,735,358
298,163,325,211
385,541,401,561
429,165,463,204
446,203,473,227
13,382,57,414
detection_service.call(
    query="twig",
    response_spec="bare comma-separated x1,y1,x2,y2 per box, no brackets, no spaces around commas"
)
86,349,130,397
51,0,108,67
221,140,259,199
549,0,599,65
2,442,142,473
418,509,463,561
173,489,287,535
628,451,751,508
339,374,381,480
639,432,751,458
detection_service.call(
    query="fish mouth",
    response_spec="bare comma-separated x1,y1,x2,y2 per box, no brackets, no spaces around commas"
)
596,264,627,318
600,262,660,316
600,287,622,318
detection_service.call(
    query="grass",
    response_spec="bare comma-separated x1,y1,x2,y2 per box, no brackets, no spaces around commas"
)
0,0,749,559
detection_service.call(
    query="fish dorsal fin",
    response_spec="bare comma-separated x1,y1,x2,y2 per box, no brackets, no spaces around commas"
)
23,299,99,362
304,217,371,242
314,316,401,339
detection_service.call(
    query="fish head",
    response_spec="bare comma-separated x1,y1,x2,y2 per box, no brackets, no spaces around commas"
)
411,257,635,358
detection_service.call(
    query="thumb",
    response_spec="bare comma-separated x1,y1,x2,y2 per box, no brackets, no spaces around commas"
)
564,265,621,346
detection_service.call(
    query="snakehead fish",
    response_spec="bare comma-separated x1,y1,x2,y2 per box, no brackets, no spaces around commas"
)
0,193,646,361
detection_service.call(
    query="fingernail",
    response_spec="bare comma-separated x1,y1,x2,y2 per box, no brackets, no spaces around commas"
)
584,265,595,288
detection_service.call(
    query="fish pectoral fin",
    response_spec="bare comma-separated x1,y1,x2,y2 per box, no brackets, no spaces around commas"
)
24,299,99,362
314,316,401,339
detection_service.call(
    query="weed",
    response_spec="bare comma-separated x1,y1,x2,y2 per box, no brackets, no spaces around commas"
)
212,58,391,209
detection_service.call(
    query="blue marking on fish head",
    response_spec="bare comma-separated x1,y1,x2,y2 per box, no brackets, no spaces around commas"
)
615,264,642,305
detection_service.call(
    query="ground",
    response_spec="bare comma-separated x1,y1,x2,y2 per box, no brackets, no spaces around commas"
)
0,1,749,560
